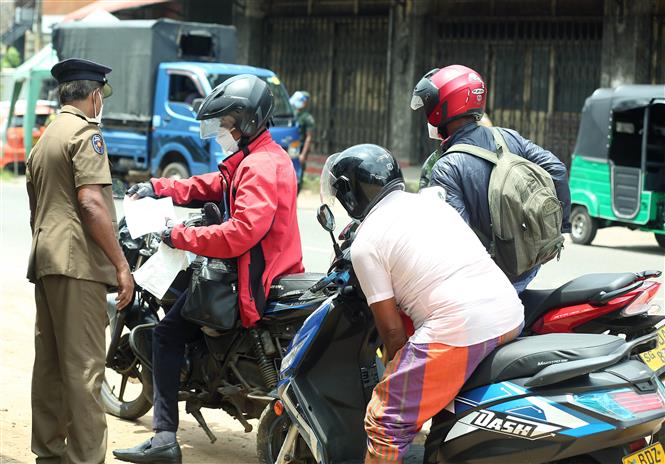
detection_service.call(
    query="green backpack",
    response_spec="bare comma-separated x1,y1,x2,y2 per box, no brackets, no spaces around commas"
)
445,128,564,279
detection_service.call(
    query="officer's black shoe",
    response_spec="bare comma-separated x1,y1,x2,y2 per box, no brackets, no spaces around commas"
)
113,439,182,464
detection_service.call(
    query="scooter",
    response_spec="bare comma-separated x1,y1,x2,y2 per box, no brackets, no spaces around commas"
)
268,205,665,464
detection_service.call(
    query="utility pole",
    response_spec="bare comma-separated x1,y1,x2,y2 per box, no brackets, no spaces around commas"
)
32,0,42,52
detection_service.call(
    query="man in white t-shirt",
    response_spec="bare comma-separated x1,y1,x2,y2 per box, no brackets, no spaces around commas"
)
320,144,524,464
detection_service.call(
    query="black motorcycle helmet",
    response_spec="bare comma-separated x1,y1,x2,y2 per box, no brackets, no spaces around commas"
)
197,74,274,147
320,144,405,220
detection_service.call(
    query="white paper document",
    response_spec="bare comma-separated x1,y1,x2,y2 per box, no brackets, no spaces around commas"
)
123,196,177,239
133,243,190,299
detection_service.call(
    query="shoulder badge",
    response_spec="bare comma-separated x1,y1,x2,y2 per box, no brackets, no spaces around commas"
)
91,133,105,155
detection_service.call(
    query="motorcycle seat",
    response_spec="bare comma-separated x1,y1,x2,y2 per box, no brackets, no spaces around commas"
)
268,272,327,301
520,272,639,328
462,333,624,391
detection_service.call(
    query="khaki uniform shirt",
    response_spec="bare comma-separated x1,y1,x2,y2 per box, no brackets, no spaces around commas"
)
26,105,117,286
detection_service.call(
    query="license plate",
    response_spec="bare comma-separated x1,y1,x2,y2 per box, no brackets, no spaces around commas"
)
640,326,665,374
622,442,664,464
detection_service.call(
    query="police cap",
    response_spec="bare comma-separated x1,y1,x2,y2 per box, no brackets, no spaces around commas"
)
51,58,113,98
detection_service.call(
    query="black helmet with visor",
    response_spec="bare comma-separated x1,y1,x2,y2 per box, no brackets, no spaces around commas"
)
197,74,274,146
320,144,405,221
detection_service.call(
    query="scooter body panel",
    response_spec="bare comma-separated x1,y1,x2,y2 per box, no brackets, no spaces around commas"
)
425,374,665,463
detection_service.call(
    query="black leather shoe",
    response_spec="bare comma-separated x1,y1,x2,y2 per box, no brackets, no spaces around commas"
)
113,439,182,463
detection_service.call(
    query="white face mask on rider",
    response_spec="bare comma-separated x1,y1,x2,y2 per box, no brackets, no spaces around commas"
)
216,127,239,154
91,88,104,124
428,122,443,141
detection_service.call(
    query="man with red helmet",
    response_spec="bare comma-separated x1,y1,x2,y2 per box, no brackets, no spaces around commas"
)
411,65,571,293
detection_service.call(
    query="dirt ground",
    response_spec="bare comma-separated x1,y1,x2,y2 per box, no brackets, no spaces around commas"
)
0,268,263,464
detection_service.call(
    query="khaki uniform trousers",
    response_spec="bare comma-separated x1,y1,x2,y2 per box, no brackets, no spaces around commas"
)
32,275,107,464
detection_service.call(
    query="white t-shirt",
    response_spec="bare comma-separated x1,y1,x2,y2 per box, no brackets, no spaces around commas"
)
351,189,524,347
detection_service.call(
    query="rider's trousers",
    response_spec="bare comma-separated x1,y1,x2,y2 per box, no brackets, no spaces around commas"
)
152,292,202,433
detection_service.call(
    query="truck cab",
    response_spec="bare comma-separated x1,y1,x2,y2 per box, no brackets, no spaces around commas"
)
104,62,300,179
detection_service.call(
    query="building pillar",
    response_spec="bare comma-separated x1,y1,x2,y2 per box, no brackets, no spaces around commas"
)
387,0,432,165
600,0,653,87
233,0,266,66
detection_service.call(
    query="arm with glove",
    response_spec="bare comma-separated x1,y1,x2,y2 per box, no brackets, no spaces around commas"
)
165,163,278,258
126,172,223,206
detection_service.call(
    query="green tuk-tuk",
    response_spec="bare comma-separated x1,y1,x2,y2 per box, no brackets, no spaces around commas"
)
568,85,665,247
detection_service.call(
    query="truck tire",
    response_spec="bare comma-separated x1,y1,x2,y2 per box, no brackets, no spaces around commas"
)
570,206,598,245
655,233,665,248
161,162,189,180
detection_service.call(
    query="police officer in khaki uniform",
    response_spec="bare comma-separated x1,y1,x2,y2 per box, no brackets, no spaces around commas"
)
26,58,134,464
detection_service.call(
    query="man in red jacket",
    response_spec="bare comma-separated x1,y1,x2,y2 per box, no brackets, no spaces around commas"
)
114,75,304,464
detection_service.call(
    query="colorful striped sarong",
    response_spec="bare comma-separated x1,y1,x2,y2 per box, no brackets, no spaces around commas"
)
365,325,522,461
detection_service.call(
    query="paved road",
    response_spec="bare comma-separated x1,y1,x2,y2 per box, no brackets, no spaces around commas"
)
1,176,663,462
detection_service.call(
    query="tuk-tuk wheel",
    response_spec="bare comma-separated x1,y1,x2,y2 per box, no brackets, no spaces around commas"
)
570,206,598,245
655,234,665,248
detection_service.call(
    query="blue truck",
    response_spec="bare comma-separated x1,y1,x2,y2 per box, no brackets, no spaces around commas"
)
53,19,300,179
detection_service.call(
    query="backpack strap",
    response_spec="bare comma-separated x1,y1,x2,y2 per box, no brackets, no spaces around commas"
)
444,143,499,165
491,127,516,159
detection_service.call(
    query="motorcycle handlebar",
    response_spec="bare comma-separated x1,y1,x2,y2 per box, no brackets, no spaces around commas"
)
309,275,333,293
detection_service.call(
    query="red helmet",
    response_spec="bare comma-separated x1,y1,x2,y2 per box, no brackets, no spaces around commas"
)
411,65,486,136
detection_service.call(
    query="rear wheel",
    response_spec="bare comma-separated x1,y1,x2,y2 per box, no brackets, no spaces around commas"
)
161,161,189,180
655,233,665,248
570,206,598,245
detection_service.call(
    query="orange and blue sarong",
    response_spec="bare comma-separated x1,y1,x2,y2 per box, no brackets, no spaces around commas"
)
365,325,522,461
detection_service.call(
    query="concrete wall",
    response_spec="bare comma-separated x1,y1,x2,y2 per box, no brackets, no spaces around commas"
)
600,0,654,87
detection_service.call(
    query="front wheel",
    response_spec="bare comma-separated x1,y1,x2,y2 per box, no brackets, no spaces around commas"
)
101,370,152,420
102,331,153,420
570,206,598,245
257,404,314,464
655,233,665,248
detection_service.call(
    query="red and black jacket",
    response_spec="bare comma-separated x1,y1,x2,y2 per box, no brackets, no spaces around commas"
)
151,130,305,327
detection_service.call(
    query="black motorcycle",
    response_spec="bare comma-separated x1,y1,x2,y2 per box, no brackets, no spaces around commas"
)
102,203,326,455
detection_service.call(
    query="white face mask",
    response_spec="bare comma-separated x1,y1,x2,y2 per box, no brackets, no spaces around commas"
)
216,127,239,154
428,122,443,140
91,89,104,124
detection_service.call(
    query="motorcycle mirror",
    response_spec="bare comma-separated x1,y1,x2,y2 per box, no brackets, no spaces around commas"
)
192,98,204,114
317,205,343,258
111,178,127,199
338,220,359,241
317,204,336,232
